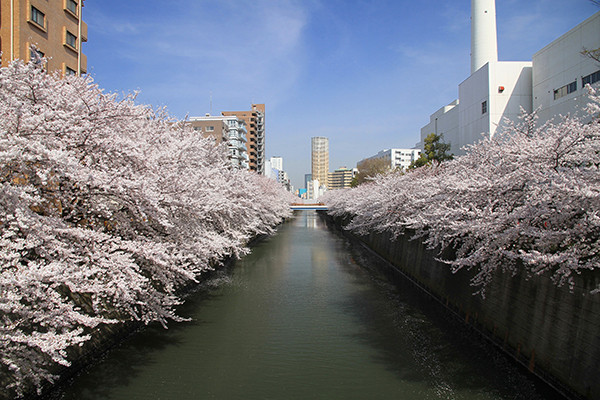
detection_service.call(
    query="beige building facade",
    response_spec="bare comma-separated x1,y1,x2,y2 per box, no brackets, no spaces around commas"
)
328,167,355,190
0,0,88,75
311,136,329,188
222,103,265,174
188,114,249,169
187,115,230,145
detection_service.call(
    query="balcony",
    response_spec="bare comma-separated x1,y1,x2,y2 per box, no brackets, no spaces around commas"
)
81,21,88,42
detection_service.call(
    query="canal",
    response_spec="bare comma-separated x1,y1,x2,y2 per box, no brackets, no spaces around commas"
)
47,211,560,399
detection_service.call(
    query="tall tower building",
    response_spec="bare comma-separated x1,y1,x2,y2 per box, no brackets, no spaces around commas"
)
222,103,265,174
311,137,329,188
471,0,498,74
0,0,88,75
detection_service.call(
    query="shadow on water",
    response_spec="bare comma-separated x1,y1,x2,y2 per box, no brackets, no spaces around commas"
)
42,270,234,400
326,221,566,400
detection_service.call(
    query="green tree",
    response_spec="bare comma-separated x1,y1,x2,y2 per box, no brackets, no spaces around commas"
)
409,133,453,169
350,157,391,187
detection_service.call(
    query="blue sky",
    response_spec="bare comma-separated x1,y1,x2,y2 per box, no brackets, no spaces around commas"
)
83,0,598,188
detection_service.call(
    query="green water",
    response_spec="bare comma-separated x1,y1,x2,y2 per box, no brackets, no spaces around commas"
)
48,211,560,399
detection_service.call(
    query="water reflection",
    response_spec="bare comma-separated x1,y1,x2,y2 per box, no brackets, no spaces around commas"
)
296,209,320,229
46,211,562,400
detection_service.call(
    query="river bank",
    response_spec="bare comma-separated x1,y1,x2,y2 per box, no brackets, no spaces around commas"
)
319,211,599,400
21,233,272,400
41,211,561,400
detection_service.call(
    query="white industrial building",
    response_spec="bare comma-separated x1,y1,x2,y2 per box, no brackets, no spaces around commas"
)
361,148,422,171
418,1,600,156
533,13,600,124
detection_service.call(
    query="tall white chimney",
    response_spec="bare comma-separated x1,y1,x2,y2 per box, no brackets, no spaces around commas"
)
471,0,498,74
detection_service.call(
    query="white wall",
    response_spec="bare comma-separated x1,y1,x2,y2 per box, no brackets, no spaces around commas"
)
533,11,600,124
458,63,492,154
457,61,532,155
489,61,533,135
420,100,460,155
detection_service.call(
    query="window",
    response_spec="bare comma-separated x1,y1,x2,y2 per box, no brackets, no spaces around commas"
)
583,70,600,87
65,66,77,76
482,100,487,114
31,6,45,27
206,126,215,132
66,0,78,14
30,48,45,66
554,81,577,100
66,31,77,49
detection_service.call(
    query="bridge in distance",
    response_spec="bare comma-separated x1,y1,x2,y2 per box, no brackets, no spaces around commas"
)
290,203,328,211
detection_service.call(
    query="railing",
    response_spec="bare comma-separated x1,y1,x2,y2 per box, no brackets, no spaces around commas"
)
290,203,328,211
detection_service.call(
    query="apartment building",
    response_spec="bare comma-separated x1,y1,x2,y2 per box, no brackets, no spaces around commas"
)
222,103,265,174
328,167,356,190
0,0,88,75
188,114,249,169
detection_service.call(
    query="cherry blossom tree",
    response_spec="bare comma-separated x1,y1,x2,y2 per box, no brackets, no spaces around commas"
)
0,57,292,397
324,87,600,297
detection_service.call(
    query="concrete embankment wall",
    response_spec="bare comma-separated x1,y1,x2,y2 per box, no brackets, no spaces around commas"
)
321,212,600,400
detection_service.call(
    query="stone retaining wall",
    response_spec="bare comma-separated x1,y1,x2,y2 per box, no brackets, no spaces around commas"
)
321,212,600,400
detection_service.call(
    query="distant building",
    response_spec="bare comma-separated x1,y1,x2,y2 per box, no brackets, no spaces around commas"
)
187,114,249,169
0,0,88,76
265,156,292,192
270,156,283,172
304,174,312,191
223,104,265,174
264,158,279,181
307,179,327,200
362,149,421,171
278,170,292,192
311,137,329,188
328,167,357,190
417,2,600,156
